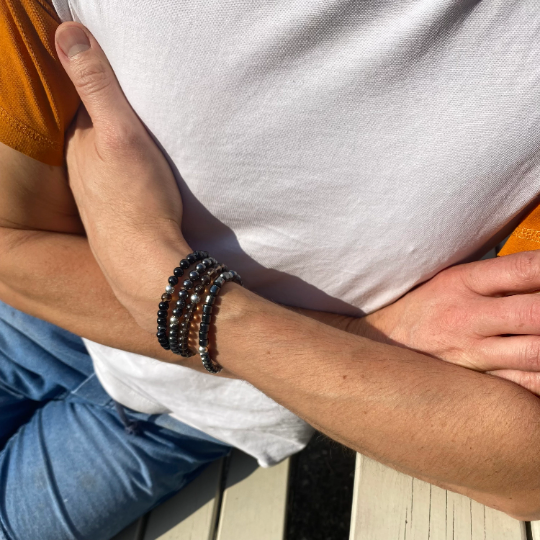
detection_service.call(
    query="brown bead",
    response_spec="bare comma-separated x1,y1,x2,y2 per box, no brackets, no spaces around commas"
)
161,293,172,301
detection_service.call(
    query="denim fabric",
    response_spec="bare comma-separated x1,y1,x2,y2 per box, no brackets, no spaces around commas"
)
0,301,231,540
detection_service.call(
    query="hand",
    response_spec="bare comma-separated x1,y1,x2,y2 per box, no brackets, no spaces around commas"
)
355,251,540,393
55,23,191,331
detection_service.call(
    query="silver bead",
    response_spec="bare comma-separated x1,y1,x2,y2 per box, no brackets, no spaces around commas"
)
165,285,175,294
170,316,179,326
199,345,208,353
190,294,200,304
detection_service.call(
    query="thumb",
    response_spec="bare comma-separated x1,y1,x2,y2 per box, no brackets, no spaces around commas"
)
55,23,134,130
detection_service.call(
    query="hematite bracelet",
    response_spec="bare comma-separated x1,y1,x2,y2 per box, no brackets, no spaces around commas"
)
156,250,209,351
169,259,220,356
199,270,243,374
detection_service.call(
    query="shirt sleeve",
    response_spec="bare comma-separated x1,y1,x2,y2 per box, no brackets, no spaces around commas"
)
0,0,80,166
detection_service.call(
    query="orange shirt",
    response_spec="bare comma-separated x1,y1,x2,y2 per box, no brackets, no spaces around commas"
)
0,0,79,166
0,0,535,256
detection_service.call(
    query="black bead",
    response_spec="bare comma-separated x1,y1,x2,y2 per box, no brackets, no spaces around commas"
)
209,285,220,295
157,310,168,318
183,280,193,290
157,325,167,332
163,345,171,350
195,263,206,273
156,330,167,337
168,276,179,286
201,313,211,324
203,304,213,314
157,318,167,326
205,295,216,305
180,259,190,269
214,277,225,287
199,331,208,339
173,267,184,277
200,323,209,332
172,308,182,317
158,337,169,344
189,271,199,280
195,285,203,293
158,302,169,311
187,254,197,264
199,338,209,347
202,258,212,268
201,275,211,286
176,300,186,308
179,290,189,299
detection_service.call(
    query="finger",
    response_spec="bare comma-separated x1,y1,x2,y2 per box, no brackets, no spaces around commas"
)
475,335,540,371
488,369,540,396
55,23,135,130
478,293,540,336
459,250,540,296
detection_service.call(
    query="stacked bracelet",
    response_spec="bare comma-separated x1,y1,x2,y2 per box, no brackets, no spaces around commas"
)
198,270,243,374
156,251,242,374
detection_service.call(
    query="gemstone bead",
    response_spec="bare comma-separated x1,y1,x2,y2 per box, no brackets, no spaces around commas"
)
157,318,167,326
156,330,166,337
170,316,179,326
199,345,208,353
195,285,203,293
168,276,179,286
205,295,216,305
196,263,206,273
190,294,200,304
201,275,210,286
165,285,175,294
180,259,190,269
203,305,213,314
173,267,184,277
183,280,193,290
209,285,220,295
176,300,186,308
201,313,211,324
187,254,197,264
172,308,182,316
158,302,169,311
214,277,225,287
200,323,209,332
179,290,189,299
199,338,209,347
202,258,212,268
157,310,168,318
189,271,199,280
161,293,172,301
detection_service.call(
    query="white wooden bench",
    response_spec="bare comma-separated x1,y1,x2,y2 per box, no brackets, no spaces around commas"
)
114,448,540,540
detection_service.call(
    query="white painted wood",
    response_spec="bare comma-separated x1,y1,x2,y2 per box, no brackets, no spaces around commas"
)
216,450,290,540
143,457,224,540
349,453,525,540
111,518,146,540
531,521,540,539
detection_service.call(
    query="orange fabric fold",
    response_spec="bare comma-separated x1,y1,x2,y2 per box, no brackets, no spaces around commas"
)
498,204,540,257
0,0,80,165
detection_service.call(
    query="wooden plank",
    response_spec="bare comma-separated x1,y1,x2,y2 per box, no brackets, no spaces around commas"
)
531,521,540,539
349,453,525,540
143,457,224,540
216,450,290,540
111,517,146,540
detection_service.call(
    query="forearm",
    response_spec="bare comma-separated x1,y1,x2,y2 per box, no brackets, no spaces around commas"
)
209,284,540,519
0,227,213,373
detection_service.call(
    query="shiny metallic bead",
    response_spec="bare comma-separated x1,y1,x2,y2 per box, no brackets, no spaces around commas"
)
170,316,179,326
183,280,193,290
196,263,206,273
199,345,208,353
189,270,199,280
165,285,175,294
190,294,200,304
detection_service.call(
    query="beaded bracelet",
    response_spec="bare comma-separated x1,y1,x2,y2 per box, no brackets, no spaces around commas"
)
156,250,209,350
199,270,243,374
169,260,220,356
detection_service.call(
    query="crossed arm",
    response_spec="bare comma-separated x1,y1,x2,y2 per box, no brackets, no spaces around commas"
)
5,23,540,523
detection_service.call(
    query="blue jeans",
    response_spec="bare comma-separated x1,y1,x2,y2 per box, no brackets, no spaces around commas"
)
0,301,231,540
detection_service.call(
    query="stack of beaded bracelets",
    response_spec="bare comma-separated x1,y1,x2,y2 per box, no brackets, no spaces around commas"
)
156,250,243,374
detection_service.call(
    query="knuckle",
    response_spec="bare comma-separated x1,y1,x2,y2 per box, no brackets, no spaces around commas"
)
521,340,540,370
72,59,112,96
519,300,540,327
98,123,143,155
510,253,538,284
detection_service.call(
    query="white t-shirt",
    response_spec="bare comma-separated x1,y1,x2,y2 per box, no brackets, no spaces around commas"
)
52,0,540,466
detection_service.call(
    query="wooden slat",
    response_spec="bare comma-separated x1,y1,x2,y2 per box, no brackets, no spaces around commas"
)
216,450,290,540
111,517,146,540
531,521,540,539
349,454,525,540
143,457,224,540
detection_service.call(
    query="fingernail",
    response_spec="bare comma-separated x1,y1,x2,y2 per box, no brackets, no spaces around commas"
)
56,26,90,58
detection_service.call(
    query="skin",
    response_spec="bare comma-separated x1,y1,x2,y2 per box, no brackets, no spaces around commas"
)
46,21,540,520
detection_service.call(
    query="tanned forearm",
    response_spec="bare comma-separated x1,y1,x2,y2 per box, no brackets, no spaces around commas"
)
0,227,215,371
202,283,540,520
